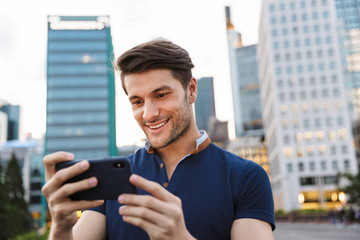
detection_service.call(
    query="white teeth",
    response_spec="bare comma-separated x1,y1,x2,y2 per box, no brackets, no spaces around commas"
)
149,121,167,129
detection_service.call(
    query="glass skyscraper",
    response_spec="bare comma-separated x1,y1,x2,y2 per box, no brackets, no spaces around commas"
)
45,16,117,158
225,7,263,137
195,77,216,132
335,0,360,117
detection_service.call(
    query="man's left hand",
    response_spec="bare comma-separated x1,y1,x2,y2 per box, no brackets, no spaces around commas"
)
118,174,196,240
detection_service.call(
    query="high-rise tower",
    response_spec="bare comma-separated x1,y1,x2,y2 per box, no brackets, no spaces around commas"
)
46,16,117,158
258,0,358,211
195,77,216,132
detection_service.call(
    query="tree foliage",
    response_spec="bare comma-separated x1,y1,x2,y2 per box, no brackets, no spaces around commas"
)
0,152,31,240
339,172,360,205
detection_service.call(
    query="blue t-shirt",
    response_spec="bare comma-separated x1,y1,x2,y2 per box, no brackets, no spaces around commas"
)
89,139,275,239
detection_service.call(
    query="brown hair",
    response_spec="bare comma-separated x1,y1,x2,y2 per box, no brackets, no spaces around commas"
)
115,40,194,95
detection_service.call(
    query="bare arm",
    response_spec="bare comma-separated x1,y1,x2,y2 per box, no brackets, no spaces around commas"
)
73,210,106,240
41,152,104,240
231,218,273,240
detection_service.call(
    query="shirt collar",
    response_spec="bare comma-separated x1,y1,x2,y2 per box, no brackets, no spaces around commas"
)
145,130,211,154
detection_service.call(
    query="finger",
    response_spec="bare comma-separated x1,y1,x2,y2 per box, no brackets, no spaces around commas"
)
118,194,173,215
128,174,174,202
119,205,171,228
43,151,74,181
52,177,99,201
42,163,91,199
121,215,163,237
51,199,104,216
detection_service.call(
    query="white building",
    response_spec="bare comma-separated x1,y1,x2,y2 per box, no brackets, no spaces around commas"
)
258,0,358,211
0,111,7,145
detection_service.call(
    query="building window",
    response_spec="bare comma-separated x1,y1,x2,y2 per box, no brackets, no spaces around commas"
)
300,91,306,99
307,51,312,59
304,119,310,128
326,36,332,44
302,13,307,20
275,54,281,62
333,88,340,97
276,67,282,75
330,62,336,69
287,163,293,172
319,63,325,71
277,79,283,88
285,53,291,61
284,41,290,48
321,76,326,84
312,12,319,20
305,38,311,46
311,90,317,98
303,26,309,33
314,24,320,32
298,162,304,172
274,42,279,49
326,117,332,127
296,52,302,60
282,28,288,36
292,15,297,22
308,64,314,72
284,135,290,144
287,66,293,74
279,92,285,101
315,37,321,45
331,74,337,83
321,161,327,170
341,145,347,154
269,4,275,12
330,146,336,155
332,160,338,170
344,159,350,171
280,3,285,11
290,2,296,9
338,117,344,126
272,29,278,37
328,48,334,56
301,1,306,8
281,16,287,23
322,89,328,97
323,11,329,18
271,17,276,24
317,50,323,57
324,23,330,31
294,39,300,47
315,118,321,127
309,162,315,171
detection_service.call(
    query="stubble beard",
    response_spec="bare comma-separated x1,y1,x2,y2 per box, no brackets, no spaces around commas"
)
147,95,191,149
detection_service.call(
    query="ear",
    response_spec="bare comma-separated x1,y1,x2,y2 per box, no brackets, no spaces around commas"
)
188,77,197,104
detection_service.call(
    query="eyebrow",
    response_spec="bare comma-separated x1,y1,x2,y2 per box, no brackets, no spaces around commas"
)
128,85,174,101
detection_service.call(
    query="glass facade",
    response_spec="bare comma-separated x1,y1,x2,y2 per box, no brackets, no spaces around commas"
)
45,16,116,158
195,77,216,132
335,0,360,117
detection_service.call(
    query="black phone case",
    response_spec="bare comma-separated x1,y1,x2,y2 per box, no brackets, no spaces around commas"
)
55,157,137,200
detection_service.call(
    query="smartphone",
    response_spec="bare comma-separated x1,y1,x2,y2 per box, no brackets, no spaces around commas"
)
55,157,137,201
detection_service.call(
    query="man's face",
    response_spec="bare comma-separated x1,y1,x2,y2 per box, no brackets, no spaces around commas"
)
124,69,191,149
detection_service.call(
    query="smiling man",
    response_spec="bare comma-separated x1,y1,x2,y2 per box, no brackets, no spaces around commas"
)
42,40,275,240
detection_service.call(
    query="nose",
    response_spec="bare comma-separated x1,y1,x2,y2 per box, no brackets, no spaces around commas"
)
142,100,159,122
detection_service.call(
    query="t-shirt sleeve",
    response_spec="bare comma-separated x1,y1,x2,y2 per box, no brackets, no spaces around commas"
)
233,161,275,230
85,201,106,215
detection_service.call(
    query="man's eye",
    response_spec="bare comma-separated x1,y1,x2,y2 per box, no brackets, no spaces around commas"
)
132,100,143,105
157,93,167,98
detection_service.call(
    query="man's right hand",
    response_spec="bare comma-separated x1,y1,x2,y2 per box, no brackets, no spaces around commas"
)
41,152,104,239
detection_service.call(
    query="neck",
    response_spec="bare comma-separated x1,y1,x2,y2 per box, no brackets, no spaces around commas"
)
155,122,201,178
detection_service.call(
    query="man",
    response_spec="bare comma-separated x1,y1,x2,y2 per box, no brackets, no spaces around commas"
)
42,40,275,239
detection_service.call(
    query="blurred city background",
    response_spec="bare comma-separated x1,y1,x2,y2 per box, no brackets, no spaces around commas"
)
1,0,360,239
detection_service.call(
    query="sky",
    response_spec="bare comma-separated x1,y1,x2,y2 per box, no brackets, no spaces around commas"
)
0,0,262,146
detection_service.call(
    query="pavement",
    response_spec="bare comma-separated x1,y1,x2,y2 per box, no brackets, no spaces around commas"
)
273,222,360,240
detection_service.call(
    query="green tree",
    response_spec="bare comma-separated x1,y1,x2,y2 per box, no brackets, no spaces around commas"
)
0,158,10,240
339,172,360,205
3,152,31,239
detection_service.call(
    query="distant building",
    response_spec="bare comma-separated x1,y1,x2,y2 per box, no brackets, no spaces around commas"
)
352,119,360,167
195,77,216,132
46,16,117,158
226,136,270,177
0,111,7,144
335,0,360,118
0,138,43,229
225,7,263,137
0,103,21,141
258,0,358,211
208,117,229,148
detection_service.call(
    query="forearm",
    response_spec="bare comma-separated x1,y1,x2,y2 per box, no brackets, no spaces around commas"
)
49,222,74,240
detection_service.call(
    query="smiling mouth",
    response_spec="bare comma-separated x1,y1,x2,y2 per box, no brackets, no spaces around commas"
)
147,120,168,129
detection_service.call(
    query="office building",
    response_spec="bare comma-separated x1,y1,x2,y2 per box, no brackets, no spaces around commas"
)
0,111,7,145
46,16,117,158
225,7,263,137
0,138,42,229
334,0,360,118
194,77,216,132
258,0,358,211
0,103,21,141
